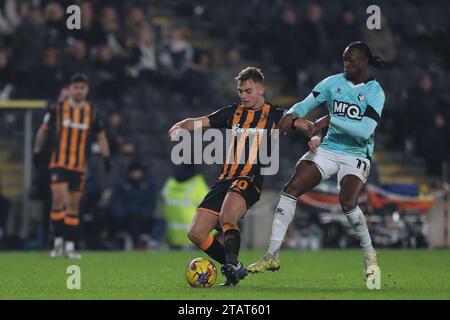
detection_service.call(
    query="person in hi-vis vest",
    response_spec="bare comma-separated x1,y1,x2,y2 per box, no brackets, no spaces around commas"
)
161,164,209,248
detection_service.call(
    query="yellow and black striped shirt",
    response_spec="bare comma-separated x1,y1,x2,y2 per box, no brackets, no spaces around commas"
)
207,102,284,181
42,99,103,173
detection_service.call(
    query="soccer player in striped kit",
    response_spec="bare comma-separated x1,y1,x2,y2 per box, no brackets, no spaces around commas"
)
169,67,326,286
33,74,111,259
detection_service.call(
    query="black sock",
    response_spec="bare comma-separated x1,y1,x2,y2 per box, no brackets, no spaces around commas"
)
223,227,240,267
52,219,65,238
204,238,226,264
50,209,65,238
64,213,79,244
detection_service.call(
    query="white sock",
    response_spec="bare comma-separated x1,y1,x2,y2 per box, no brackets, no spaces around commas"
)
65,241,75,252
345,206,375,254
54,237,63,248
267,192,297,257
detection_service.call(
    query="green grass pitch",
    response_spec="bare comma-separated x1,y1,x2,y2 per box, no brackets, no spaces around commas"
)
0,249,449,300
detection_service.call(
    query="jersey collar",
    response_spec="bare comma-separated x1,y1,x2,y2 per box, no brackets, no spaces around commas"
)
346,76,375,88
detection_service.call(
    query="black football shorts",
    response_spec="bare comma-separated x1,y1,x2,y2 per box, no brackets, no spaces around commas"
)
50,168,86,193
197,176,262,216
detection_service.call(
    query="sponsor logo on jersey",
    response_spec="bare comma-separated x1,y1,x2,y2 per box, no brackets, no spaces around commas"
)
333,100,363,120
62,119,89,129
231,124,264,134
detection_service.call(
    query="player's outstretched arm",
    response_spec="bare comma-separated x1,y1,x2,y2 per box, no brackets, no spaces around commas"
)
168,116,210,140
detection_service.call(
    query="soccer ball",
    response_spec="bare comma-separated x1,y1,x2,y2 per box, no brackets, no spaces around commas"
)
185,258,217,288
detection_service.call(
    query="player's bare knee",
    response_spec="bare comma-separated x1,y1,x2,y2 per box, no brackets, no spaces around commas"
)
51,193,64,209
187,229,197,244
67,206,79,214
187,226,205,246
52,199,64,209
67,202,78,214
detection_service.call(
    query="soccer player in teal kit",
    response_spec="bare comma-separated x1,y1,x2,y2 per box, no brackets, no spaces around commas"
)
248,42,385,282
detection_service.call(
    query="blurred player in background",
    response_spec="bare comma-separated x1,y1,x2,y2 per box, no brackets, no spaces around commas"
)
248,41,385,282
31,84,70,247
168,67,326,286
33,74,111,259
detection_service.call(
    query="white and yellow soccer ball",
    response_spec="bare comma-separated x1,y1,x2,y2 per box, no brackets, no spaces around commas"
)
185,258,217,288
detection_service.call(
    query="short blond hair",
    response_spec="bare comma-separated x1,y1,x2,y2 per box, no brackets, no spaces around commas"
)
235,67,264,83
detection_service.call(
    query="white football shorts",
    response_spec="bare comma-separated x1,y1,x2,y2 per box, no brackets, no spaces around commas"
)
298,147,370,188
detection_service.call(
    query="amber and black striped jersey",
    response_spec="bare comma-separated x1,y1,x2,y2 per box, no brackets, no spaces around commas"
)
42,99,104,173
207,102,285,182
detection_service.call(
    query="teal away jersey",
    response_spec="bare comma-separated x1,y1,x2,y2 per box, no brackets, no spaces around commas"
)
288,73,385,159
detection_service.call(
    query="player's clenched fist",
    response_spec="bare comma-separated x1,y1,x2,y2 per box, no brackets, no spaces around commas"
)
168,122,182,140
277,113,294,136
308,136,321,153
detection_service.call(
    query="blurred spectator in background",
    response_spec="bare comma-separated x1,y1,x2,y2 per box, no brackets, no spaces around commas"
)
403,72,449,182
405,73,439,148
127,27,159,84
230,1,268,61
72,0,97,48
328,6,361,64
161,164,209,249
105,110,133,157
301,3,328,63
12,5,46,70
33,48,65,99
94,6,124,57
159,26,193,80
109,161,162,249
44,2,68,48
272,6,305,91
181,49,216,104
93,44,124,104
419,111,449,182
363,15,397,63
0,187,11,249
63,39,95,81
125,5,150,39
215,47,245,100
0,0,22,38
0,47,17,99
